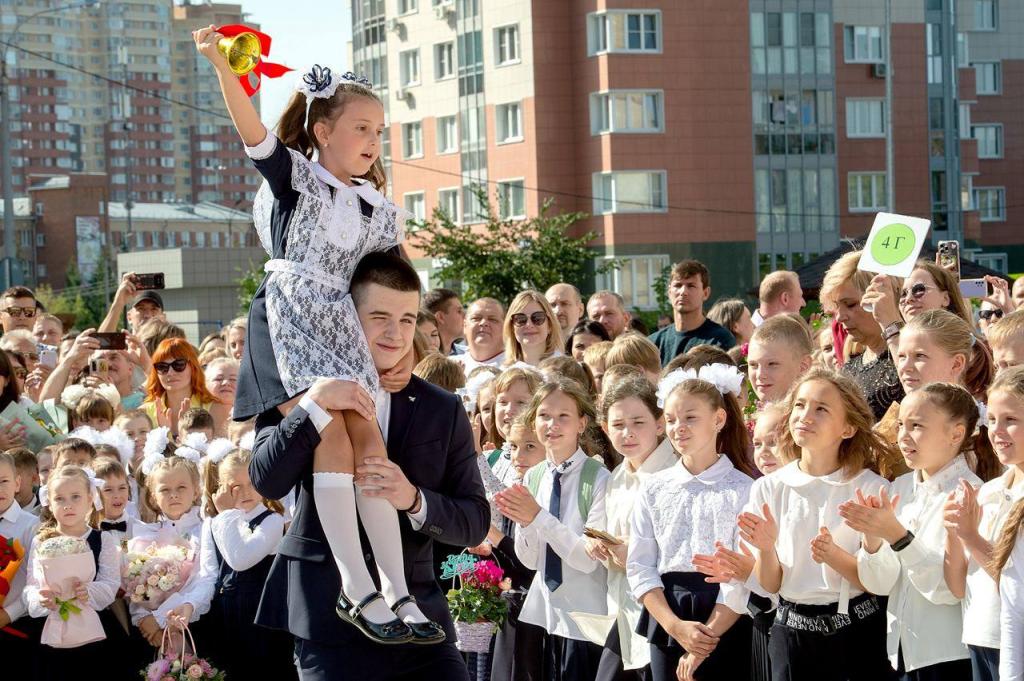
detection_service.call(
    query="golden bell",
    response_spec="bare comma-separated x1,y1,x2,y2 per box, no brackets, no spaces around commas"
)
217,32,261,76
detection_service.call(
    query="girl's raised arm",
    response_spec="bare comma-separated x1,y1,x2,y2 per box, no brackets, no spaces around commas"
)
193,24,267,147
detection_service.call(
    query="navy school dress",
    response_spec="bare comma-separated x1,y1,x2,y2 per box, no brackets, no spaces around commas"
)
202,509,296,680
233,137,403,422
33,530,126,681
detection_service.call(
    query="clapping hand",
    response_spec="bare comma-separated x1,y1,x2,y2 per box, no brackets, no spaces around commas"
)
737,504,778,552
943,480,982,542
693,541,755,584
839,487,903,552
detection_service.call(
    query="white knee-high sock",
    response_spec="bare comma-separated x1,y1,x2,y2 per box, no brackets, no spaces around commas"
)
355,488,429,624
312,472,395,625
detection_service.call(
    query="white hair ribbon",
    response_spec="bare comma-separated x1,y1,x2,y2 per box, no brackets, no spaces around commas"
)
656,363,746,408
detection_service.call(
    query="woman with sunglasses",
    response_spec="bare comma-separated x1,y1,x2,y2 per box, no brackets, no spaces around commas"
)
978,302,1005,339
503,290,564,367
141,337,222,437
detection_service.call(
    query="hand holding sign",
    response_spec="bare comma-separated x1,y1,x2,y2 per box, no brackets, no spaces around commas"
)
857,213,931,312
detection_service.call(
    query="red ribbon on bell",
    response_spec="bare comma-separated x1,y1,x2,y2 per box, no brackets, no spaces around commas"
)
216,24,293,97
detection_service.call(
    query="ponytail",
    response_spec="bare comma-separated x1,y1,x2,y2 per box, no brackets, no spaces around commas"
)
917,382,1000,482
971,426,1002,483
991,498,1024,576
276,91,315,159
964,337,995,402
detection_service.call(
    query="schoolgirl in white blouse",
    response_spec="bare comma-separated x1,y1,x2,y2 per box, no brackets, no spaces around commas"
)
944,365,1024,681
627,365,755,681
202,447,294,679
742,369,895,681
841,383,999,680
495,377,610,681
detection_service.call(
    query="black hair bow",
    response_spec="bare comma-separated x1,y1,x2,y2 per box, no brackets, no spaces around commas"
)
303,64,333,93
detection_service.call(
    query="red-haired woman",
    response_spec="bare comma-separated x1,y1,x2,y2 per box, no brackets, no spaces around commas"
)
141,338,223,436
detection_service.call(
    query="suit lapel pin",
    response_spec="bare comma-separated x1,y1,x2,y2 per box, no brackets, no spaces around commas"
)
409,396,416,402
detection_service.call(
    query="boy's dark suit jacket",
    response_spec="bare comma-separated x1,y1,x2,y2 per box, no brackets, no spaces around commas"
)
249,375,490,645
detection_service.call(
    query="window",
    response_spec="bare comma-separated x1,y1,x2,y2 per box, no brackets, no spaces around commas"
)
591,91,663,134
587,10,660,55
37,263,46,278
36,233,45,247
974,187,1005,221
495,25,520,65
437,115,458,154
957,32,969,68
975,0,997,31
848,172,888,212
972,124,1002,158
497,180,526,219
398,0,417,15
846,99,885,138
402,122,423,158
974,61,1001,94
399,49,420,87
594,254,670,310
592,171,667,214
438,188,459,221
404,192,426,221
434,42,454,80
843,26,883,63
495,102,522,143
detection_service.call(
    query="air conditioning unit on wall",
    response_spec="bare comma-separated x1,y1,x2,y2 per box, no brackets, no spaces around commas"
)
872,62,889,78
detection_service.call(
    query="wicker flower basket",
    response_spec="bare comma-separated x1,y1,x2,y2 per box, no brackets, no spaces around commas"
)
454,620,495,653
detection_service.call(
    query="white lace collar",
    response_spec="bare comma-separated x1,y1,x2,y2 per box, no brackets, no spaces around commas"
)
311,163,384,207
674,453,736,485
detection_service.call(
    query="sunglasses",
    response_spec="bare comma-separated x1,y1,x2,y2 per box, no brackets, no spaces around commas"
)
899,283,936,302
154,359,188,374
511,311,548,328
11,368,27,380
979,309,1004,322
4,306,35,318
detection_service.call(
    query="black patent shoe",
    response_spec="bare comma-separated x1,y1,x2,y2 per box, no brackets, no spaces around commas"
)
336,591,414,645
391,595,447,645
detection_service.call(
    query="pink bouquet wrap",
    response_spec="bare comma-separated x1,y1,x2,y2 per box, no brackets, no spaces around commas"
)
122,536,195,611
38,544,105,648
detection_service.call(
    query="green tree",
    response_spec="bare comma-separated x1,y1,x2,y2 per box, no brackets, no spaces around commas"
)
237,254,269,316
410,189,615,303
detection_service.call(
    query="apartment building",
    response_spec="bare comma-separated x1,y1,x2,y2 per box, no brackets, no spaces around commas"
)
2,0,260,210
350,0,1024,308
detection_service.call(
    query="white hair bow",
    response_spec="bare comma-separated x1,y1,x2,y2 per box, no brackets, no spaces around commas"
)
39,465,104,511
202,438,235,467
140,427,171,475
238,430,256,452
296,65,372,105
656,363,746,407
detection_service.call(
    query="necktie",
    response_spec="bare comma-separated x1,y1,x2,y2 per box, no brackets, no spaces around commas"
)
544,470,563,592
101,520,128,532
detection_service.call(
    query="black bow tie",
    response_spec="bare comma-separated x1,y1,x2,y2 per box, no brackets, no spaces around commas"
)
100,520,128,532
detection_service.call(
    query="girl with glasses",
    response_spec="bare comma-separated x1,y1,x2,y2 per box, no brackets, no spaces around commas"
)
141,338,221,438
503,291,564,367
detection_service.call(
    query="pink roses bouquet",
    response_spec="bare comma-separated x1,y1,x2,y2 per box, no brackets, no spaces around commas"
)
36,535,105,648
123,538,194,611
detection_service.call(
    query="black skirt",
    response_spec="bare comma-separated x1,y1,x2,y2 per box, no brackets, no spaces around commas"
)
748,593,774,681
637,572,751,681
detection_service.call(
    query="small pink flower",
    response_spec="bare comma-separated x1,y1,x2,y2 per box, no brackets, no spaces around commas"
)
187,664,204,678
147,659,171,681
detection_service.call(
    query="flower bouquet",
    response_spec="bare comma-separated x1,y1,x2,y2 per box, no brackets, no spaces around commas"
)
141,624,225,681
36,535,105,648
0,535,25,637
442,553,511,653
122,538,194,611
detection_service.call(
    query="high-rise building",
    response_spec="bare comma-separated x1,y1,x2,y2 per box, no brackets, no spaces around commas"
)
350,0,1024,308
1,0,261,217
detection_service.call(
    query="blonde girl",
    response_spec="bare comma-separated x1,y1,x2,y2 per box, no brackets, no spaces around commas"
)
488,367,544,484
944,365,1024,681
495,377,610,681
596,377,676,680
202,449,294,680
741,368,896,681
842,383,994,678
627,366,754,681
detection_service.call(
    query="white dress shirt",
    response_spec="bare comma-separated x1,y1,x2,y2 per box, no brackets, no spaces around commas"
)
0,501,39,623
211,504,285,572
299,388,429,529
98,503,141,545
24,528,119,618
749,460,888,607
1000,538,1024,681
605,439,676,670
515,448,611,641
963,469,1024,648
856,455,978,672
129,508,217,628
452,351,506,374
628,454,753,615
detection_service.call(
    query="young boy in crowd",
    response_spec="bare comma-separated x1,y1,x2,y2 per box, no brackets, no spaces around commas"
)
988,309,1024,371
0,451,41,677
413,354,467,393
36,446,53,486
7,448,39,515
583,341,613,393
179,407,216,442
745,314,814,404
605,332,662,385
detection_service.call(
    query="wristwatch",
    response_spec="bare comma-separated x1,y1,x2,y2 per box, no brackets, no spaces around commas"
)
891,530,915,552
882,320,905,342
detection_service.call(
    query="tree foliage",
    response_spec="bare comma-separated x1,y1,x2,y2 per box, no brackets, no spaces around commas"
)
237,254,269,317
410,189,615,303
37,257,117,330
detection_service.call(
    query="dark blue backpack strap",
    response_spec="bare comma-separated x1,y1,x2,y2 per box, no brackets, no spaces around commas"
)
248,509,275,531
86,529,102,572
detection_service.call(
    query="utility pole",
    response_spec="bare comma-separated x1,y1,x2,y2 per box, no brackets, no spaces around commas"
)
884,0,895,213
118,45,134,250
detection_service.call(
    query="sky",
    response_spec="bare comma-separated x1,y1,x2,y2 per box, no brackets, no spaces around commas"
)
236,0,354,127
